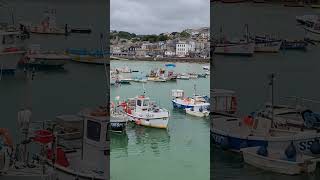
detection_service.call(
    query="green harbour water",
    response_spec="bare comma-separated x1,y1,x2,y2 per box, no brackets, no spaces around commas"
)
110,60,210,180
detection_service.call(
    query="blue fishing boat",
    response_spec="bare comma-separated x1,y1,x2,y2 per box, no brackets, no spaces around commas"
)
165,63,176,68
171,87,210,110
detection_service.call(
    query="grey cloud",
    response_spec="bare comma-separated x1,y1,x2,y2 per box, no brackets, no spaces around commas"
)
111,0,209,34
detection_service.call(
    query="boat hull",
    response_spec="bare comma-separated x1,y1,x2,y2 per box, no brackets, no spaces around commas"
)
241,147,318,175
214,43,255,56
186,108,209,117
127,114,169,129
254,41,282,53
0,51,25,72
211,128,320,155
305,27,320,41
172,99,210,109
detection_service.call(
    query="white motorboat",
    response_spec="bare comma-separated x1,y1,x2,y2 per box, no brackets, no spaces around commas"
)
186,106,209,117
214,42,255,56
304,23,320,41
121,95,170,129
254,38,282,53
241,146,320,175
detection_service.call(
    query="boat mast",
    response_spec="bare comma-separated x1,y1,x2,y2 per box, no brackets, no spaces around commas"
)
269,73,275,127
194,84,197,96
100,33,109,104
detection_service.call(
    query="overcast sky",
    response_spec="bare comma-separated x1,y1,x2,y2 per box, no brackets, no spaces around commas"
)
111,0,209,35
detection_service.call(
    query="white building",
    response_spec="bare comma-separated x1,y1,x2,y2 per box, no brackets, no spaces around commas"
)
175,41,189,57
188,41,196,52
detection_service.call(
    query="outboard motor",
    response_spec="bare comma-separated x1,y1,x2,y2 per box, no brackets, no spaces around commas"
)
310,138,320,154
257,145,268,157
285,141,297,161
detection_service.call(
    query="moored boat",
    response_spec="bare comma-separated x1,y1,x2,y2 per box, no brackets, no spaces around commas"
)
241,146,320,175
186,106,210,117
121,94,170,129
304,23,320,41
281,40,308,50
0,31,26,74
172,88,210,110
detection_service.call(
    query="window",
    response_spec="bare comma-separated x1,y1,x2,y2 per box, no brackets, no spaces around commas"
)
143,100,149,106
87,120,101,142
137,100,142,106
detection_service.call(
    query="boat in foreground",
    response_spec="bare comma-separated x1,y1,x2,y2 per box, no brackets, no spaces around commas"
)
241,146,320,175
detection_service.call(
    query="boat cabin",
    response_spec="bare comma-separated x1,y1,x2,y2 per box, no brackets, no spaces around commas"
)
211,89,237,114
79,109,110,178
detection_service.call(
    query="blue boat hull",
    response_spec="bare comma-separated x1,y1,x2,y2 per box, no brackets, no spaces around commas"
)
210,131,268,151
172,101,194,109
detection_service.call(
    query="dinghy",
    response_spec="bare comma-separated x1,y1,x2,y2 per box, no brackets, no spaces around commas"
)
186,106,210,117
241,145,320,175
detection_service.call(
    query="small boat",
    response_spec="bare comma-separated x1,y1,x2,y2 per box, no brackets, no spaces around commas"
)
202,65,210,70
188,73,198,79
304,23,320,42
253,36,282,53
281,40,308,50
121,94,170,129
214,42,255,56
66,48,108,65
214,25,255,56
171,87,210,110
186,106,210,117
116,79,131,84
0,30,26,74
198,73,207,78
165,63,176,68
296,15,319,26
177,73,190,80
241,146,320,175
110,102,128,133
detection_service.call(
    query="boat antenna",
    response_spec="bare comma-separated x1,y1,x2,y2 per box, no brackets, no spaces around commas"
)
268,73,275,127
100,33,109,105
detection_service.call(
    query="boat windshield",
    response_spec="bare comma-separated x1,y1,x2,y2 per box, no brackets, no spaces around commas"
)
143,99,149,106
87,120,101,142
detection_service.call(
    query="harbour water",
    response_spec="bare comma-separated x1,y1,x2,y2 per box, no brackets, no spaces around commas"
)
212,2,320,179
0,0,107,138
110,60,210,180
